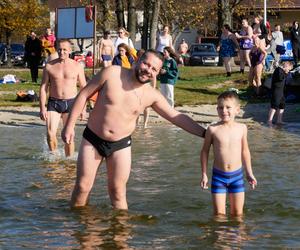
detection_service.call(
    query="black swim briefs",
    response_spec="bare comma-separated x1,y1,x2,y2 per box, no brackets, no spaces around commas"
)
47,97,75,113
83,126,132,157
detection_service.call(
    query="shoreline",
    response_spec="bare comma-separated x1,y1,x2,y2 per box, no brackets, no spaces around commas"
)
1,103,299,127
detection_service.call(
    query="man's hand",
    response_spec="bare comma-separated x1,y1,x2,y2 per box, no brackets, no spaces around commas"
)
61,126,75,144
39,108,47,121
200,174,209,190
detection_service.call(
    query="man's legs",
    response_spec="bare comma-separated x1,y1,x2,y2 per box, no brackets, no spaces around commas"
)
46,111,62,152
71,139,103,207
32,58,39,82
62,113,74,157
276,109,285,124
267,108,276,125
106,146,132,209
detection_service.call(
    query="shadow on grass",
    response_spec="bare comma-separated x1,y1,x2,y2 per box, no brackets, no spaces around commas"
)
176,86,220,96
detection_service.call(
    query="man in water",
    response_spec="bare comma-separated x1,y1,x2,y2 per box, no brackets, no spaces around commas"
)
39,39,86,157
62,49,206,209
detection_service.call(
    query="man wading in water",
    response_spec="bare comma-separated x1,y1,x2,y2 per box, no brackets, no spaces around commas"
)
62,49,206,209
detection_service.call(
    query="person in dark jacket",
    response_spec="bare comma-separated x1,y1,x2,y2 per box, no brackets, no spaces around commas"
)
267,61,293,126
290,20,300,67
25,31,42,82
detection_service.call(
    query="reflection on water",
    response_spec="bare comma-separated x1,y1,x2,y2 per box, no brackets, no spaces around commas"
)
0,123,300,249
73,207,133,249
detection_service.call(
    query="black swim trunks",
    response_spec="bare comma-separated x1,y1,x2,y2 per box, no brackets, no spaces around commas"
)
47,97,75,113
83,126,132,157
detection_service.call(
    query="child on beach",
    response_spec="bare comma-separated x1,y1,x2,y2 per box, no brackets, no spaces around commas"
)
267,61,293,126
200,91,257,216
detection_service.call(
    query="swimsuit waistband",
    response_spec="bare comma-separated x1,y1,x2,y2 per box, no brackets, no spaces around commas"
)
213,167,243,175
48,97,75,102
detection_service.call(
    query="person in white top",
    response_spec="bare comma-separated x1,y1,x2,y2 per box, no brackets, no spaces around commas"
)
271,24,284,67
156,25,173,53
114,27,134,54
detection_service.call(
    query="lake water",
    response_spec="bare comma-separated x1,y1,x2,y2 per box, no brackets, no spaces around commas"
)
0,122,300,249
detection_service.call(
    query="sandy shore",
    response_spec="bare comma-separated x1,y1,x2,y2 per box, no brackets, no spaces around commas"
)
1,103,299,127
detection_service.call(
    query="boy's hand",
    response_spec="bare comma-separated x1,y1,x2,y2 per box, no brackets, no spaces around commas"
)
200,174,209,190
247,174,257,190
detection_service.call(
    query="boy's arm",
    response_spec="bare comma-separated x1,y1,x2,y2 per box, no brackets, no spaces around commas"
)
200,126,213,189
241,124,257,189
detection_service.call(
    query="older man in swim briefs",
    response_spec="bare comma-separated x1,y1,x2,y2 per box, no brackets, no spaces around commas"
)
62,49,206,209
39,39,86,157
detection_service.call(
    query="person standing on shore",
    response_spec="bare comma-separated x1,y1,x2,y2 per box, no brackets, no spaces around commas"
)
219,24,240,77
98,31,114,68
39,39,87,157
290,21,300,67
25,31,42,83
61,49,206,209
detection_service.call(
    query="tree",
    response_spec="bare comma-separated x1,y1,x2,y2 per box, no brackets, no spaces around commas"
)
141,0,151,49
127,0,137,42
115,0,125,28
98,0,111,32
0,0,48,67
149,0,160,49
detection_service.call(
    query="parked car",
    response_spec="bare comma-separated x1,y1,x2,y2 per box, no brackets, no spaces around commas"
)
11,43,25,66
188,43,219,66
0,43,26,66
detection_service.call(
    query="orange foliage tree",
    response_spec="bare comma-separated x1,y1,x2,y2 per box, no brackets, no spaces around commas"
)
0,0,49,66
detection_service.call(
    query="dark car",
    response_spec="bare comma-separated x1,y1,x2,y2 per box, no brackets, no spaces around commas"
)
0,43,26,66
11,43,26,66
189,43,219,66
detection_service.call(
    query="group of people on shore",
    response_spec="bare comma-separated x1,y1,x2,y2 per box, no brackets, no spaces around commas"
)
36,18,300,217
219,17,299,96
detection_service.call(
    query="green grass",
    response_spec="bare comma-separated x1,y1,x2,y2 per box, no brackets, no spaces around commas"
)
0,66,260,107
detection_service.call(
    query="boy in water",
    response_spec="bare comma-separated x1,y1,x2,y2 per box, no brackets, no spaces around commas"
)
200,91,257,216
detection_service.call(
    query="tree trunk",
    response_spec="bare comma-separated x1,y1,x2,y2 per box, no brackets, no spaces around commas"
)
149,0,160,49
127,0,137,42
141,0,151,49
115,0,125,28
218,0,233,36
5,29,12,68
99,0,110,32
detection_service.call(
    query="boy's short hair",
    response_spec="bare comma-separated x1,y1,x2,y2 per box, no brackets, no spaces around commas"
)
280,61,293,68
217,91,240,104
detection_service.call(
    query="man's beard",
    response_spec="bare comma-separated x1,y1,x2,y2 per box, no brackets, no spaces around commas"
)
135,67,151,84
